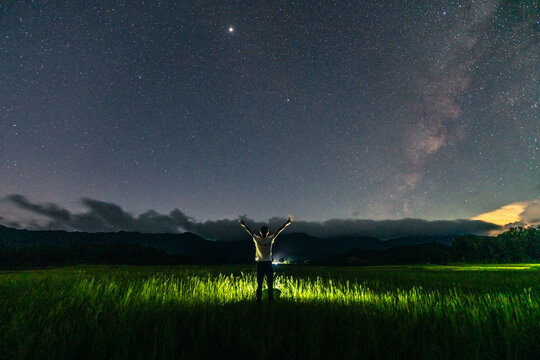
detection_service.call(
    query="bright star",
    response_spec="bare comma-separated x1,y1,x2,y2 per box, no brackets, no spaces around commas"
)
228,26,234,33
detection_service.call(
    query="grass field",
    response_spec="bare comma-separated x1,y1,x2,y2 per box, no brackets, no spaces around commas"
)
1,264,539,360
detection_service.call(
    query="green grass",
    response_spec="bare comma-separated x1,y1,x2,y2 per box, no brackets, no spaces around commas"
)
1,264,539,360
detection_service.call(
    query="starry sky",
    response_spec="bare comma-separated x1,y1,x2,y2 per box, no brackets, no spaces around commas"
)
0,1,538,232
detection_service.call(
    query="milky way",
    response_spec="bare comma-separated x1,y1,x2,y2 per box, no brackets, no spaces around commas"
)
1,1,538,228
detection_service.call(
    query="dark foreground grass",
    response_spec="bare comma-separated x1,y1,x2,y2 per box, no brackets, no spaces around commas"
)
1,264,539,360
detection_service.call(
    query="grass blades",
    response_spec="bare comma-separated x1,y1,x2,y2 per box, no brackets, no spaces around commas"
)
0,264,539,360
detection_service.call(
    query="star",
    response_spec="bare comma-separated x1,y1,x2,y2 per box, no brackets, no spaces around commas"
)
1,1,536,225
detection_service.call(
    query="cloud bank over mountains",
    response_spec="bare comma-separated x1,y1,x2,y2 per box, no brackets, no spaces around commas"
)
2,194,500,241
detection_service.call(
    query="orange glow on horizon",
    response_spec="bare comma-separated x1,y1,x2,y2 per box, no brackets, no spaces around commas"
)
471,203,526,226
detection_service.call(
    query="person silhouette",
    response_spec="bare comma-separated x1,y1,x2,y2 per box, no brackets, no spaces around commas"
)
239,217,293,303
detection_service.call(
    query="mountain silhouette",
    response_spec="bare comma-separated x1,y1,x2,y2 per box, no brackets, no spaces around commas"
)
0,225,453,264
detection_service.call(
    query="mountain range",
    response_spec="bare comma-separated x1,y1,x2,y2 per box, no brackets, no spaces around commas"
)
0,225,454,263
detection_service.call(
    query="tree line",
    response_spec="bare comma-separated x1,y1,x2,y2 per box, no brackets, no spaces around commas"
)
0,225,538,268
451,226,540,263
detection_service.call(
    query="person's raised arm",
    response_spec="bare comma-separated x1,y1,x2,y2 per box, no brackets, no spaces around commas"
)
272,217,293,240
238,219,255,237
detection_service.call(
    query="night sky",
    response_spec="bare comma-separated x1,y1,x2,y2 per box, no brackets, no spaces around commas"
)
1,1,538,233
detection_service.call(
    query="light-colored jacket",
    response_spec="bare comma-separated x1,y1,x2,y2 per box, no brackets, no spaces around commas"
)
252,234,275,261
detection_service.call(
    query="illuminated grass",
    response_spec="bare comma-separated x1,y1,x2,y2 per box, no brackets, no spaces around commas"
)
423,264,540,271
0,265,539,360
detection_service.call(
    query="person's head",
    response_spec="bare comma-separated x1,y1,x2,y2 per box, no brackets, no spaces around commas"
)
260,226,269,237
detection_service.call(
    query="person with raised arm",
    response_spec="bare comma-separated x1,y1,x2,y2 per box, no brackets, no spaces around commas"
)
238,217,293,303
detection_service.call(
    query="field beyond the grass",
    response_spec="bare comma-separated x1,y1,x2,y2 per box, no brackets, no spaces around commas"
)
1,264,539,360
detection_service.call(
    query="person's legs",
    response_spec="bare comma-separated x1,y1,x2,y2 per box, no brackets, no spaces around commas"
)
256,262,264,302
266,262,274,302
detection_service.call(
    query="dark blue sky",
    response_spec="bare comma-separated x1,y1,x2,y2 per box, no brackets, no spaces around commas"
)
1,1,538,230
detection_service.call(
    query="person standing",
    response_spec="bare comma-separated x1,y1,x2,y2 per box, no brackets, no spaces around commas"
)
239,217,293,302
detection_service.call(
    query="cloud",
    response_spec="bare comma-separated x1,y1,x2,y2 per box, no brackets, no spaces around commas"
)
5,194,181,233
2,194,500,240
471,198,540,228
519,199,540,225
471,202,526,226
8,194,71,222
0,216,22,229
